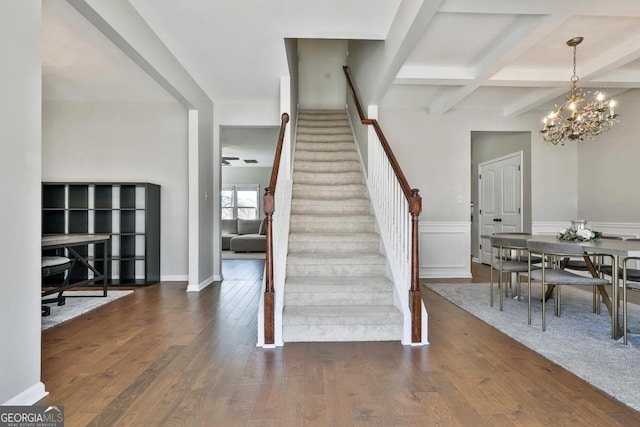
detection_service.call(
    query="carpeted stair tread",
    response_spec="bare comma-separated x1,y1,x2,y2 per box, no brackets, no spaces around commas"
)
288,232,380,254
299,109,346,115
294,160,361,173
289,232,380,243
283,305,402,325
285,276,392,288
298,119,350,127
287,253,386,266
296,135,356,144
295,151,359,162
292,187,368,200
293,172,363,185
284,277,393,306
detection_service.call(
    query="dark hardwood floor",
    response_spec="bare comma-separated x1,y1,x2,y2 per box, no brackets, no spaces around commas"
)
39,260,640,426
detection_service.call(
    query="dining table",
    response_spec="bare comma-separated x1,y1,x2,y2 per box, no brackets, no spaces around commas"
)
486,233,640,344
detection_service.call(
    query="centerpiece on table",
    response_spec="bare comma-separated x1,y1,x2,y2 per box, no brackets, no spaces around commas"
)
557,219,602,242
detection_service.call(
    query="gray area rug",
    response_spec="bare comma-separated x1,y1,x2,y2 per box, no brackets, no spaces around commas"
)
427,282,640,411
42,290,133,331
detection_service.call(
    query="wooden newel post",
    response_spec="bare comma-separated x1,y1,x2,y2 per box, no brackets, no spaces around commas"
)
264,187,275,345
409,188,422,343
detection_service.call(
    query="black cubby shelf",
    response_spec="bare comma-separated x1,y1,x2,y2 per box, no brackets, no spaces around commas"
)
42,182,160,286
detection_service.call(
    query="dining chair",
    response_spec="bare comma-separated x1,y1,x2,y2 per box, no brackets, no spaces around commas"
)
563,235,622,314
490,235,539,311
41,255,72,316
526,239,610,331
600,238,640,344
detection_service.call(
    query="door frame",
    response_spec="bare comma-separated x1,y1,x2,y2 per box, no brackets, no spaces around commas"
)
478,151,524,264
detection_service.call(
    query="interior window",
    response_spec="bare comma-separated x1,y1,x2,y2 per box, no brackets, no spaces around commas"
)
221,185,259,219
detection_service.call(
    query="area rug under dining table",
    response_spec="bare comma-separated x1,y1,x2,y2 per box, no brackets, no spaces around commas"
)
427,282,640,412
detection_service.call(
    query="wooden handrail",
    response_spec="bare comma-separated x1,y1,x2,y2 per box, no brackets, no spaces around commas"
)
343,66,414,202
343,65,423,344
263,112,289,345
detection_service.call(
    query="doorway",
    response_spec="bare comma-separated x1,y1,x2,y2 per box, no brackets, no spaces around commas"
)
478,152,523,264
470,131,532,265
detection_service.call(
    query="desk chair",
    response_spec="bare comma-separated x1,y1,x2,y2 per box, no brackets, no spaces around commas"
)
527,240,610,331
490,235,539,311
41,255,72,316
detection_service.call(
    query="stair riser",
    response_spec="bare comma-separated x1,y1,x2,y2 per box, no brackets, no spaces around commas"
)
291,189,368,200
298,113,347,121
294,162,361,173
283,324,402,342
285,291,392,306
296,135,354,143
289,222,374,233
291,205,370,216
295,152,359,162
288,241,379,254
298,117,349,130
287,263,385,277
293,173,363,185
298,127,351,137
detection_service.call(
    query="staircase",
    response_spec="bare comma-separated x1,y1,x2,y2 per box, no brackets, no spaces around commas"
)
282,109,403,342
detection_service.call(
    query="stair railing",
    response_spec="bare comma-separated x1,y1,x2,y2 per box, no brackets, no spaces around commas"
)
343,66,424,344
263,112,290,345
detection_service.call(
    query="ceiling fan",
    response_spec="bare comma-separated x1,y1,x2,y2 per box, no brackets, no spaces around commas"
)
221,156,239,166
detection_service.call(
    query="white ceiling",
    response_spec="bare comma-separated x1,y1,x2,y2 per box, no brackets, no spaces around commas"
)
42,0,640,159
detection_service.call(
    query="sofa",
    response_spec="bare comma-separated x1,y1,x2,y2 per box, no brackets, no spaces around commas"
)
222,218,266,252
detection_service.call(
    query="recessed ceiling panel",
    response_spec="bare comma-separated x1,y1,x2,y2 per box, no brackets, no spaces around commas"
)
381,85,442,109
505,16,640,71
405,12,516,67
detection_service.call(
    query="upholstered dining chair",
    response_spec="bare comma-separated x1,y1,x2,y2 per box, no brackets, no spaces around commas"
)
41,255,72,316
490,235,539,311
526,240,610,331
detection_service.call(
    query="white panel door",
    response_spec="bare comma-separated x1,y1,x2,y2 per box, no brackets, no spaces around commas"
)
479,153,522,264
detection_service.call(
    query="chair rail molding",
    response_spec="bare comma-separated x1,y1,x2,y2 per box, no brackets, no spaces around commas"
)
419,221,471,279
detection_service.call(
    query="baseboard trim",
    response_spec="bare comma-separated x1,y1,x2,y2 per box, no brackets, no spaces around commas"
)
2,382,48,406
160,274,188,282
186,274,219,292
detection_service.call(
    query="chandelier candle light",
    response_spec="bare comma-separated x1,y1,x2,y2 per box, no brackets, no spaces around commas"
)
540,37,619,145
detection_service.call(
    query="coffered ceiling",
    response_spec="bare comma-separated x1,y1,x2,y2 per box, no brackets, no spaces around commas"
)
42,0,640,158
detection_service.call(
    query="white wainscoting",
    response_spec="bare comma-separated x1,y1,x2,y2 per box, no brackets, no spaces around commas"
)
419,221,472,279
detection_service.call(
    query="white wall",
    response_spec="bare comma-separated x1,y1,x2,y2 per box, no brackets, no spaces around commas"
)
298,39,347,110
42,100,188,280
0,0,46,405
378,107,578,277
578,89,640,223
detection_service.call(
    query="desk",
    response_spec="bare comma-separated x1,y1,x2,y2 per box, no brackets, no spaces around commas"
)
496,234,640,341
42,234,111,299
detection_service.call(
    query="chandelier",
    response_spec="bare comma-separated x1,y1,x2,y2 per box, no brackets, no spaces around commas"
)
539,37,619,145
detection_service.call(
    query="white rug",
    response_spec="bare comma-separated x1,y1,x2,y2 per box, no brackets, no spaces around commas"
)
427,283,640,411
42,290,133,331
